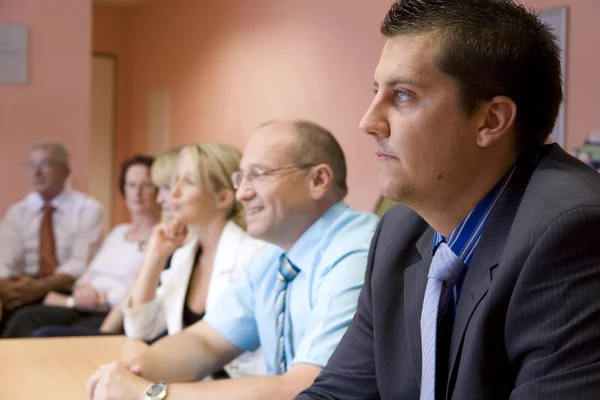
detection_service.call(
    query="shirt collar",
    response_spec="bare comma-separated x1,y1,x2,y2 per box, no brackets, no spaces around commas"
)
28,187,71,212
433,167,515,265
282,201,348,272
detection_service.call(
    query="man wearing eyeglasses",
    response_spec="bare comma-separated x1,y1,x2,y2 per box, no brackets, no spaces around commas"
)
0,141,105,331
87,120,379,400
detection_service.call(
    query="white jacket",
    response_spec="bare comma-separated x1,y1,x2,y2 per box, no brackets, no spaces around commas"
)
123,221,267,378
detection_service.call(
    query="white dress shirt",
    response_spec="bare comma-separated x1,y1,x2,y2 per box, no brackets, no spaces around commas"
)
0,188,106,279
76,224,146,307
123,221,268,378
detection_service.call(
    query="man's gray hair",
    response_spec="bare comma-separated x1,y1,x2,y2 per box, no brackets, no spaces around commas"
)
30,140,70,165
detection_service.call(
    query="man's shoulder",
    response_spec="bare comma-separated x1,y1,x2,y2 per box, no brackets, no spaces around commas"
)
323,205,379,242
3,195,31,217
522,145,600,215
1,192,41,224
63,189,104,211
287,206,376,280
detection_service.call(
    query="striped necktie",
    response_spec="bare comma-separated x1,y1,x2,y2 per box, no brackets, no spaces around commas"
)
420,241,465,400
39,203,58,278
274,256,299,375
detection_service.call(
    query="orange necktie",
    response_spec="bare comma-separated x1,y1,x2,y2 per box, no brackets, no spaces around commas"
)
39,204,58,278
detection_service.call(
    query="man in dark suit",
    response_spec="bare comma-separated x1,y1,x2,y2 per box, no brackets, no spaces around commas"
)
297,0,600,399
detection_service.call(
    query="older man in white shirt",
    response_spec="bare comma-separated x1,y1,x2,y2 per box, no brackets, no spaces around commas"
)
0,141,105,323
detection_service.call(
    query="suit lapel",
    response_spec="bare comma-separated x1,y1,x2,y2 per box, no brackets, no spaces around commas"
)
404,228,435,387
446,156,540,394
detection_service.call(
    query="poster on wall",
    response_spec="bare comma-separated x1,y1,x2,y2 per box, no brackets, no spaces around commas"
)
0,22,28,85
539,7,567,148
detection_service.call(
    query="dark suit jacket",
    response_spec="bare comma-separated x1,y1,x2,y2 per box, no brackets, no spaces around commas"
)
297,144,600,399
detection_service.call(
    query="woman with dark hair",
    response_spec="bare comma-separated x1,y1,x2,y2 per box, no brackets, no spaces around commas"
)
1,155,161,338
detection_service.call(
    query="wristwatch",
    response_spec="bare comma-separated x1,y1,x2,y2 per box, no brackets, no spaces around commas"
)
145,381,168,400
65,296,75,308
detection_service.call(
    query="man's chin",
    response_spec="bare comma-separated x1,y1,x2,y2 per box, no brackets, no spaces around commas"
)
378,177,410,203
246,224,267,240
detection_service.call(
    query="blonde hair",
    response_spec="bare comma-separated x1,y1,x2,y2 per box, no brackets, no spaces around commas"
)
151,146,184,186
178,143,245,228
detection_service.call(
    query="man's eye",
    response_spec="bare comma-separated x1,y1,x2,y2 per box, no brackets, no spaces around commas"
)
250,169,264,178
396,90,414,103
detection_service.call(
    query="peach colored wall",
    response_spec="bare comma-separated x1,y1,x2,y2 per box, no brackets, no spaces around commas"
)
0,0,92,214
120,0,396,213
92,4,130,224
96,0,600,219
522,0,600,151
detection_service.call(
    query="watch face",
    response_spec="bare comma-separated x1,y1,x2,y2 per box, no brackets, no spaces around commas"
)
146,383,165,397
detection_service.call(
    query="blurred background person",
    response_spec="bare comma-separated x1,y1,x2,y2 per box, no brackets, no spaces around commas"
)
0,141,105,333
35,146,185,337
95,146,184,334
122,143,267,378
1,155,161,338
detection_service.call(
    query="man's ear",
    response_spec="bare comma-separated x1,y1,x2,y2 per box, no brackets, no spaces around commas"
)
476,95,517,148
308,164,333,200
215,189,235,211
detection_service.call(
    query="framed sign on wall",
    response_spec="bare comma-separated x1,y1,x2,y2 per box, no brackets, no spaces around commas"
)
0,22,28,85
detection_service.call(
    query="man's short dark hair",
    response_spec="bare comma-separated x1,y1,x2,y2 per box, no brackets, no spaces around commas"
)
381,0,563,155
118,154,155,196
291,120,348,200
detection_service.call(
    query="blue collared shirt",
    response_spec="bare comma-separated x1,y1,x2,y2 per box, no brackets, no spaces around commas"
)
204,201,379,375
432,168,515,303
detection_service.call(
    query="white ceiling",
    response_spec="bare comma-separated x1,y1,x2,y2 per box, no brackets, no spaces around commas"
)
93,0,156,7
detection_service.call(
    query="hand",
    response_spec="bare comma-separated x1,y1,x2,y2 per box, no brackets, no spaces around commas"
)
2,275,46,310
96,292,109,312
73,284,100,311
43,291,69,307
145,221,188,260
87,361,146,400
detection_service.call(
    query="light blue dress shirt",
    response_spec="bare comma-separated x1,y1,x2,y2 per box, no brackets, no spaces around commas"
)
204,201,379,375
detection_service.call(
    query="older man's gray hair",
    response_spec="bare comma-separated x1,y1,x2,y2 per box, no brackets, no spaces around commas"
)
30,140,70,165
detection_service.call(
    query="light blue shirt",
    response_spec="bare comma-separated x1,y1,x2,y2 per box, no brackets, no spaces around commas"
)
204,201,379,374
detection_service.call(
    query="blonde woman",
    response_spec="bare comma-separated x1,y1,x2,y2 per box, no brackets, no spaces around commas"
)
150,145,183,222
123,143,267,379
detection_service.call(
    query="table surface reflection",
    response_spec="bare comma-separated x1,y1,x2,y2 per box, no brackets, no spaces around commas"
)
0,335,147,399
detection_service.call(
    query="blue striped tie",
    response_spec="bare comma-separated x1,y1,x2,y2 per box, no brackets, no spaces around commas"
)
274,256,300,375
420,242,465,400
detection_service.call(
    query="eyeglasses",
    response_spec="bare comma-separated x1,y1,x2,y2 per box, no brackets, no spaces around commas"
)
25,160,60,171
232,164,315,190
125,181,156,192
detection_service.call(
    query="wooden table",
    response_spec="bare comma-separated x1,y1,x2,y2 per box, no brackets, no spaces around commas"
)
0,336,147,399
